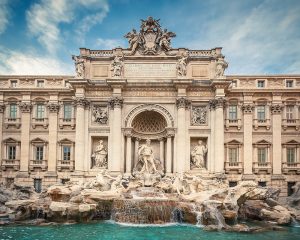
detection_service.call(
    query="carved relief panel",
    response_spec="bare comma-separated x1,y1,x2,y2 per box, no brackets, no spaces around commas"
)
191,106,207,125
92,105,108,125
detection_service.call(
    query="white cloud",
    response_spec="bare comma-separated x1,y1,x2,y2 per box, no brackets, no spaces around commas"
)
0,47,73,75
26,0,109,53
183,0,300,74
95,38,125,49
0,0,10,34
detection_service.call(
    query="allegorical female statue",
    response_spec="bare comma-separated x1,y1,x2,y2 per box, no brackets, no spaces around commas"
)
92,140,107,168
191,140,208,169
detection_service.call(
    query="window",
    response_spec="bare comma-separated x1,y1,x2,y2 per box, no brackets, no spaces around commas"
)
288,182,296,196
228,148,238,164
9,104,17,119
63,146,71,161
34,179,42,193
10,80,17,88
258,181,267,187
286,106,293,120
229,181,237,187
286,80,293,88
231,80,237,87
36,146,44,161
257,80,265,88
257,105,266,120
8,146,16,160
36,104,45,119
287,148,296,163
228,105,237,120
37,80,44,88
63,104,72,120
257,148,267,164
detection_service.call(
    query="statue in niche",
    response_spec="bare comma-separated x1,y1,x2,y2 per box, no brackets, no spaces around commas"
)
191,140,208,169
111,55,123,77
191,106,207,125
72,55,85,78
91,140,108,168
92,106,108,124
177,55,188,77
138,139,157,173
215,56,228,78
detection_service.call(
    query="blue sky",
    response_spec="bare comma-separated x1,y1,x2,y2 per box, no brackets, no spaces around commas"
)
0,0,300,75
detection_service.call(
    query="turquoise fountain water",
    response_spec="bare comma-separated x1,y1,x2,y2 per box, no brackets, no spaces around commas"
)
1,221,300,240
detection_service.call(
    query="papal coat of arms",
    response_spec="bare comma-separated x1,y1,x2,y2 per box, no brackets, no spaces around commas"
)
124,17,176,55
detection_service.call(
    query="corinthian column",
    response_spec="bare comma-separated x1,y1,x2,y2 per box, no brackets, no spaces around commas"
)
271,103,283,175
214,97,226,173
47,103,60,173
176,97,190,173
74,98,88,173
109,97,123,173
19,102,32,174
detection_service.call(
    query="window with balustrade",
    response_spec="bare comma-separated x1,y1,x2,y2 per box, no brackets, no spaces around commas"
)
228,105,237,120
287,148,296,163
286,106,294,120
63,146,71,161
8,145,16,160
9,104,17,119
257,105,266,121
257,148,267,164
35,146,44,161
63,104,72,120
36,104,45,119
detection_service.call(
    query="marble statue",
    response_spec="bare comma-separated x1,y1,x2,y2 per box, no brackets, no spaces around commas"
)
111,55,123,77
177,55,188,77
158,29,176,51
215,57,228,78
72,55,85,78
191,140,208,169
124,29,140,54
124,17,176,55
91,140,107,168
138,139,157,173
191,106,207,125
92,106,108,124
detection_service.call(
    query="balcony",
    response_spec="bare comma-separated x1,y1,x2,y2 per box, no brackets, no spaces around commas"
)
59,118,76,129
282,119,299,131
32,118,49,129
57,160,75,171
253,119,271,130
225,119,242,130
282,162,300,174
1,159,20,171
253,162,272,174
225,161,243,174
4,118,21,129
29,160,47,171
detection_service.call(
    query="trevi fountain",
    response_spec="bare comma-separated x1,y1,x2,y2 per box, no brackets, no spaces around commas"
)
1,17,300,240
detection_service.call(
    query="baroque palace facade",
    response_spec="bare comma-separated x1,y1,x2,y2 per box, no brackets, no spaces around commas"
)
0,17,299,196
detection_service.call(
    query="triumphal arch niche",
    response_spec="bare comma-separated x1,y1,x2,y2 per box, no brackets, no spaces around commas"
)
70,16,229,177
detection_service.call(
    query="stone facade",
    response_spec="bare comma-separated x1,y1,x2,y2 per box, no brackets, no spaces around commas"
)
0,17,299,197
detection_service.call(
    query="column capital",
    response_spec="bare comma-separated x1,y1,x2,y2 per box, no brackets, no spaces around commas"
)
166,128,175,138
19,102,32,113
270,104,283,114
158,137,165,141
74,97,89,108
176,97,190,109
47,103,60,113
242,104,255,114
0,104,4,113
209,97,226,110
108,96,123,109
123,128,132,137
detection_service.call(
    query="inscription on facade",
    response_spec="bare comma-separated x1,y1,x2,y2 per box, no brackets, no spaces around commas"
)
124,63,177,78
